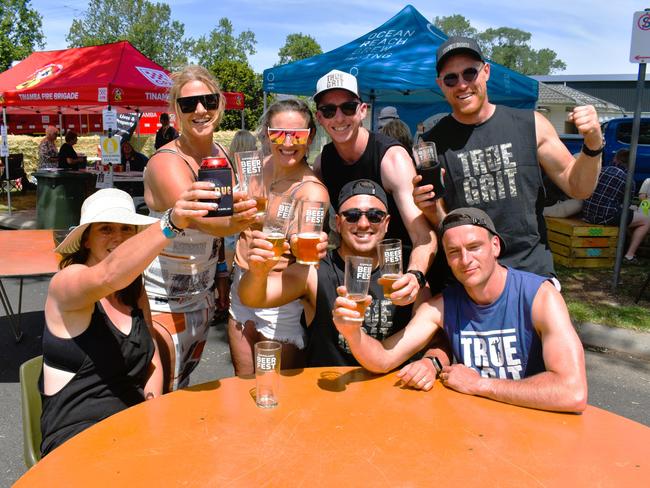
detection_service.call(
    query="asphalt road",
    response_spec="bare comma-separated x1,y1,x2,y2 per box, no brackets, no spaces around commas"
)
1,276,649,487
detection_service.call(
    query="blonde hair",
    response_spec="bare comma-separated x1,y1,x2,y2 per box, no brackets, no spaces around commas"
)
169,65,225,131
229,130,257,154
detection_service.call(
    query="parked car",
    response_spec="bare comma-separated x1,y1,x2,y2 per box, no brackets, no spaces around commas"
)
559,117,650,188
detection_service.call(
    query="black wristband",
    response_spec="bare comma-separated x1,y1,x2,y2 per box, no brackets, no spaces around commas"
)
425,356,443,376
167,210,184,232
407,269,426,288
581,142,604,157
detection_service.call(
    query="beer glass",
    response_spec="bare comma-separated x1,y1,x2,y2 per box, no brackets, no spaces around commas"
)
236,150,267,216
378,239,402,299
255,340,282,408
263,192,295,261
413,142,445,198
344,255,373,323
296,200,326,265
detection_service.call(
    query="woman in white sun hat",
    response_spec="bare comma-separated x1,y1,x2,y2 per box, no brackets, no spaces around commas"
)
40,185,217,457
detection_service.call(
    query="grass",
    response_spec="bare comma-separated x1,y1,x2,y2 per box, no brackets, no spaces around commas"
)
555,263,650,332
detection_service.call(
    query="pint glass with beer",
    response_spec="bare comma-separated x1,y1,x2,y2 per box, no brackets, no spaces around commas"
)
296,200,326,265
236,150,267,217
263,192,295,261
344,256,373,323
378,239,402,300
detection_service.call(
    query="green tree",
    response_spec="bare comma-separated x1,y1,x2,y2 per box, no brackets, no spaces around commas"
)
192,18,256,67
209,59,266,131
66,0,191,70
433,15,566,75
277,33,322,65
0,0,45,71
433,14,477,39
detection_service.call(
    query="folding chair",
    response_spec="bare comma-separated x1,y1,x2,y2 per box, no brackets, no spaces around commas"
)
19,355,43,468
0,153,26,192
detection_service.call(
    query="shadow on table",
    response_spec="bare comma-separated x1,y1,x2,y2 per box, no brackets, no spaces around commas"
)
317,368,378,392
0,311,44,382
184,379,222,393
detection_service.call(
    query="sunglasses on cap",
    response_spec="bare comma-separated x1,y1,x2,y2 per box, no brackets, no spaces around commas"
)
441,65,483,88
176,93,220,113
267,128,311,145
317,101,360,119
340,208,387,224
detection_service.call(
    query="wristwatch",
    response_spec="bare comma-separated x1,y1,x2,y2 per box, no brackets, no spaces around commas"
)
407,269,426,288
425,356,443,376
581,142,604,157
160,208,184,239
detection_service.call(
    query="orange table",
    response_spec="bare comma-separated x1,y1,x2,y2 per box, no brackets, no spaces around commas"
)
15,367,650,487
0,230,59,341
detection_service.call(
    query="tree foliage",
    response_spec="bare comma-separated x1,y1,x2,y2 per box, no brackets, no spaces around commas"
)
0,0,45,71
433,15,566,75
209,59,266,131
192,18,256,67
277,33,322,65
66,0,191,70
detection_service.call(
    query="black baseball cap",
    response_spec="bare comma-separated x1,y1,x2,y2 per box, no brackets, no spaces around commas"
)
337,179,388,211
440,207,506,253
436,36,485,74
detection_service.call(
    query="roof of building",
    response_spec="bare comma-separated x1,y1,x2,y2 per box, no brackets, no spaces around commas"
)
533,74,649,82
537,83,626,114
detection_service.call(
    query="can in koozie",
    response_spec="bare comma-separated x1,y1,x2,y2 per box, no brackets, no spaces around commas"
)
198,157,233,217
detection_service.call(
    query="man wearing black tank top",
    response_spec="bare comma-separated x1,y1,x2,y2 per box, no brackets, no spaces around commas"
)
416,37,603,279
312,70,436,301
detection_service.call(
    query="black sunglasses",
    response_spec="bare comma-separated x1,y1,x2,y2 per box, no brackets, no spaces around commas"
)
441,65,483,88
341,208,387,224
176,93,220,113
317,101,360,119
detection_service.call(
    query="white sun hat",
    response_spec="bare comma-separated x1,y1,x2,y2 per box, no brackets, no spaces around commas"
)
54,188,159,255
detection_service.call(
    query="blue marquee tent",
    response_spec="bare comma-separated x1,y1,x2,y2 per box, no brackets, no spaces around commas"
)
262,4,539,131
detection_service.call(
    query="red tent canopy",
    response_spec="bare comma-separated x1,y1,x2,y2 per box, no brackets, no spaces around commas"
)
0,41,245,115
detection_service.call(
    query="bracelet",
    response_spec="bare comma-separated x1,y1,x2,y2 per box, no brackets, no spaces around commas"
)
216,261,228,273
160,208,184,239
167,210,184,233
581,142,604,157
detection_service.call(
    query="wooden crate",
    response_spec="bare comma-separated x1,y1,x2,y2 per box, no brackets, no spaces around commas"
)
545,217,619,268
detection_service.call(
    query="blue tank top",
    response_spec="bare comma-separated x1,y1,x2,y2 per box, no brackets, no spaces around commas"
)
442,267,546,379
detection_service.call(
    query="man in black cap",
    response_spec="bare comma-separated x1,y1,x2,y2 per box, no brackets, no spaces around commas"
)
332,207,587,413
239,179,420,367
312,69,436,299
415,36,603,280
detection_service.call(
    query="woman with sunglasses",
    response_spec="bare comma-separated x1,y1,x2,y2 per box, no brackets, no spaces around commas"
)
228,98,330,376
143,65,257,391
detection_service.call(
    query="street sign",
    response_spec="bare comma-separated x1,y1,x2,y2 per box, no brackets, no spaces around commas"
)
630,11,650,63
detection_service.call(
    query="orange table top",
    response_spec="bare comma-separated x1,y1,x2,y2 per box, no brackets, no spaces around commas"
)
0,230,59,278
16,367,650,487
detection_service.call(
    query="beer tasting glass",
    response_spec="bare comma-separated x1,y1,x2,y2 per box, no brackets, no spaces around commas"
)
263,192,295,261
344,255,373,323
378,238,402,299
235,150,267,216
413,141,445,198
296,200,326,265
254,340,282,408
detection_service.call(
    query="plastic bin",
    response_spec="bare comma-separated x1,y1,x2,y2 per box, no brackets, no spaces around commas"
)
34,170,96,230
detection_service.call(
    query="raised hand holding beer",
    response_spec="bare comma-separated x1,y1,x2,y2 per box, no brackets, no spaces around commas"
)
377,239,402,301
342,256,373,323
295,200,327,265
262,192,295,261
236,150,267,217
413,142,445,200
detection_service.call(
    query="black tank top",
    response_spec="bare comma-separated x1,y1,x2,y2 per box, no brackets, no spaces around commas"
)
320,132,412,248
423,106,554,277
306,250,412,367
39,302,154,457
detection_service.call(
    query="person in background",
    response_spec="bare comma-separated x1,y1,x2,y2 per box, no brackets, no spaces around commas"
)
121,136,149,172
414,121,426,144
154,113,179,150
38,125,59,169
379,119,413,152
582,149,650,264
228,99,329,375
143,65,257,391
40,185,216,456
332,207,588,413
377,106,400,130
58,131,86,170
415,36,602,280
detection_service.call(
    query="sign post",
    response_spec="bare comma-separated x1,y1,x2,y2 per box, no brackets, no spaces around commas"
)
612,9,649,290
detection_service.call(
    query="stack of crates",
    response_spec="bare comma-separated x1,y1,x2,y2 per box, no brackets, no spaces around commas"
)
545,217,619,268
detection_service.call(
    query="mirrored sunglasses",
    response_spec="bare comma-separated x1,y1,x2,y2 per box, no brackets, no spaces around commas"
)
341,208,387,224
441,65,482,88
317,101,360,119
267,128,311,145
176,93,220,113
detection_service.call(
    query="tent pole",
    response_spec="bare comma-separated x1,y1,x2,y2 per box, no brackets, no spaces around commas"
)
58,110,63,143
241,109,245,130
2,106,11,216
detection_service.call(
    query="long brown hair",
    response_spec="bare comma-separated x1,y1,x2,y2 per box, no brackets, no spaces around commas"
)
58,225,143,309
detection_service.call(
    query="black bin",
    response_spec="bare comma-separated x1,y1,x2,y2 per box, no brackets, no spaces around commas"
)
34,170,96,230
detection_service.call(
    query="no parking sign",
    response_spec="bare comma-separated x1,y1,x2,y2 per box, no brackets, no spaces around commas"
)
630,11,650,63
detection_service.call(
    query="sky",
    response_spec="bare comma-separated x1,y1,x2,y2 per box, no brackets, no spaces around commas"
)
29,0,650,76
